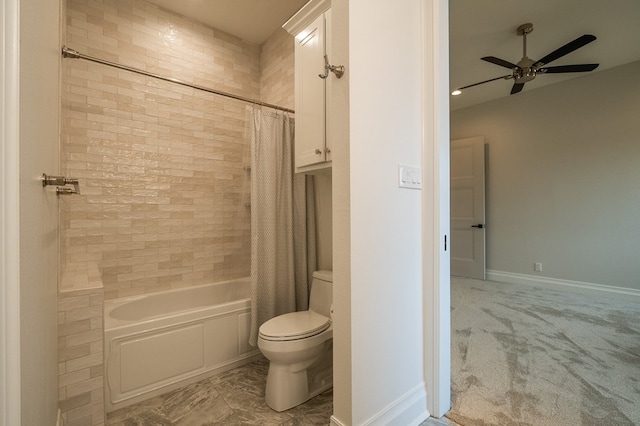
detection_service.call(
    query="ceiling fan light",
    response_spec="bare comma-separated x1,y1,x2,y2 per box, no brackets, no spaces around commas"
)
451,89,462,96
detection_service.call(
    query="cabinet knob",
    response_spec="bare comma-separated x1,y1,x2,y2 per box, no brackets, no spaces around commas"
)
315,149,322,155
324,147,331,154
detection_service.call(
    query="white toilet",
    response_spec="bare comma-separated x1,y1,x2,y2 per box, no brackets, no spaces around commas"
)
258,270,333,412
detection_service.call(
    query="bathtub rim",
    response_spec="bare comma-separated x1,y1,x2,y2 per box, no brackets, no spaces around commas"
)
104,277,251,331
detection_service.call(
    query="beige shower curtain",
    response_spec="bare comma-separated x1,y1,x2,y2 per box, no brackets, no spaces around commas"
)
248,108,316,346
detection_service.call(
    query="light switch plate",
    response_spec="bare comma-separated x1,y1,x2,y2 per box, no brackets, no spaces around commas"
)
398,164,422,189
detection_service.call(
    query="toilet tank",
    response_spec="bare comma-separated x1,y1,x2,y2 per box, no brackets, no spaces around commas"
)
309,270,332,318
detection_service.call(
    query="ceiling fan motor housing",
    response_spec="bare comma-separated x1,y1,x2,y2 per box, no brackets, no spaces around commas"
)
515,57,536,83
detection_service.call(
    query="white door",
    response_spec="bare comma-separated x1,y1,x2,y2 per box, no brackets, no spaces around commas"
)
450,137,486,279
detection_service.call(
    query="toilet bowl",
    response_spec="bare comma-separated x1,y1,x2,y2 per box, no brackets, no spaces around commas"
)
258,270,333,412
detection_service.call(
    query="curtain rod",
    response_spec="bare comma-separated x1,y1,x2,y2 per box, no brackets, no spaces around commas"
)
61,46,295,114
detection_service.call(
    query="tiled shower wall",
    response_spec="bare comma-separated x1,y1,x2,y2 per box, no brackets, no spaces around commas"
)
62,0,294,299
260,28,295,110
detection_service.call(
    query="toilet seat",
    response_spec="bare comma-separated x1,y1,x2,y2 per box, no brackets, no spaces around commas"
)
259,311,331,341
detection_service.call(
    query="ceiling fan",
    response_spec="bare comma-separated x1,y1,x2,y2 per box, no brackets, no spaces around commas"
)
453,23,599,96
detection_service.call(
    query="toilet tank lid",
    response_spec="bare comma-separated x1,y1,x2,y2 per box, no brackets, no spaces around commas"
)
313,270,332,282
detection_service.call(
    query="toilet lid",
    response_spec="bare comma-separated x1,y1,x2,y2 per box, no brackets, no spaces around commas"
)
259,311,331,341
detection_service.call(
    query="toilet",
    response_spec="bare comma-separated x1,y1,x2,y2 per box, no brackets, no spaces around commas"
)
258,270,333,412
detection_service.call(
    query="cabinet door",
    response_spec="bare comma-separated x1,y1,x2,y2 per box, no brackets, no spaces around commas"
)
295,14,326,169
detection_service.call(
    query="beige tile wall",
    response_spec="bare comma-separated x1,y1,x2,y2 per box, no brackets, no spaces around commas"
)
58,286,105,426
260,28,295,111
61,0,285,299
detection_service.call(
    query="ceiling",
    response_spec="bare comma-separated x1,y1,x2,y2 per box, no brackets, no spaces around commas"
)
450,0,640,110
146,0,640,111
145,0,309,45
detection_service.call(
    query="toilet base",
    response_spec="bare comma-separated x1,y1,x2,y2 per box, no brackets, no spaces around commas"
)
264,341,333,412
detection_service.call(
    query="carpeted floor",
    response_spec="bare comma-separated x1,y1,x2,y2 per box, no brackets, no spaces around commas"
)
447,276,640,426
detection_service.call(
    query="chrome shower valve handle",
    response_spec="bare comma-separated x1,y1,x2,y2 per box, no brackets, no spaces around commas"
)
42,173,81,195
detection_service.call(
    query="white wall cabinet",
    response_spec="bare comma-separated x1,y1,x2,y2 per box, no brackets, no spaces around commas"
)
284,0,332,173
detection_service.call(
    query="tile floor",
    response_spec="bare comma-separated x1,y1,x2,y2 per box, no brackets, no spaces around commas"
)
106,357,454,425
106,358,331,425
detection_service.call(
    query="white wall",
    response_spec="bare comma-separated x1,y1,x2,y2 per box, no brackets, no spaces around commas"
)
329,0,352,423
333,0,427,423
315,175,333,271
451,61,640,291
1,0,22,423
19,0,61,423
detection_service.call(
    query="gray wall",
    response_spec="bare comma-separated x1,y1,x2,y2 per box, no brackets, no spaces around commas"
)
451,61,640,290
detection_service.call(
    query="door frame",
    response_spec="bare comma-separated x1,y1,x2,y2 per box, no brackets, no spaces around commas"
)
422,0,451,418
1,0,22,423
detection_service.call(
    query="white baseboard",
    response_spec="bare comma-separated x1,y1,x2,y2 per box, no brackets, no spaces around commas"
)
486,270,640,303
362,383,428,426
330,415,348,426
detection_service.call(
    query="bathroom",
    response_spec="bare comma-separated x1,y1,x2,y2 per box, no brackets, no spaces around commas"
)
58,0,334,422
4,0,446,425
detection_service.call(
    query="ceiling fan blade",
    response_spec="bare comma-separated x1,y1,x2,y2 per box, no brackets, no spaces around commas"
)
510,82,524,94
482,56,518,69
457,74,512,90
538,63,599,73
533,34,597,68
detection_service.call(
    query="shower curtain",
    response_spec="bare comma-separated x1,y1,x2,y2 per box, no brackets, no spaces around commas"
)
248,108,316,346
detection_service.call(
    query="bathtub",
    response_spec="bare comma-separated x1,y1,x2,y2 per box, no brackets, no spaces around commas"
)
104,278,261,412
